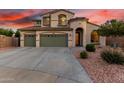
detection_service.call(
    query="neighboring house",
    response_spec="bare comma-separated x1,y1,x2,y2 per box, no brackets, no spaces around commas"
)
19,9,106,47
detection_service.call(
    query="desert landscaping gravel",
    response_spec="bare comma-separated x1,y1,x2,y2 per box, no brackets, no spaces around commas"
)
72,47,124,83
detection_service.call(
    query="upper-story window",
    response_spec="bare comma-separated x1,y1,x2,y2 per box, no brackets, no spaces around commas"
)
36,20,41,26
34,20,41,26
58,14,67,26
43,16,50,26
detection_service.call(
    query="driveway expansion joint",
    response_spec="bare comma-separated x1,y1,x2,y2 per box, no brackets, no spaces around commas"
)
0,47,92,83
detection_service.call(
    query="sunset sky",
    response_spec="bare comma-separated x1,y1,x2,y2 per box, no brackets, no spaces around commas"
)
0,9,124,30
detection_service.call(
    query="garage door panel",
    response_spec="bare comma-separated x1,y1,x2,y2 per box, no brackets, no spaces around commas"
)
40,34,67,47
24,35,36,47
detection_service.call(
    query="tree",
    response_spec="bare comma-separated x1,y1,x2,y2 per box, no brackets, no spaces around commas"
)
15,30,20,46
0,28,15,37
0,28,7,35
7,29,15,37
15,30,20,37
96,19,124,48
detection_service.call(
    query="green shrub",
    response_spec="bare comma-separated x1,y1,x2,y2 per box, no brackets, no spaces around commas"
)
0,28,15,37
86,44,96,52
15,30,20,37
80,51,88,59
101,49,124,65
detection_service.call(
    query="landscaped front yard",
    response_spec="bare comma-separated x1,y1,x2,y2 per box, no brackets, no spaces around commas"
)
72,47,124,83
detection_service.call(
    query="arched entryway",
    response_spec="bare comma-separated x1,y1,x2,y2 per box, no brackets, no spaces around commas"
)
75,28,83,46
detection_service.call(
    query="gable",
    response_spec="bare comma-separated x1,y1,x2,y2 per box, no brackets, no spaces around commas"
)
42,9,74,15
51,10,74,16
41,9,74,17
41,10,74,27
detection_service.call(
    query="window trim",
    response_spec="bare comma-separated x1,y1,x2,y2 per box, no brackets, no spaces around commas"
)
43,16,50,26
36,20,41,26
58,14,67,26
91,31,99,43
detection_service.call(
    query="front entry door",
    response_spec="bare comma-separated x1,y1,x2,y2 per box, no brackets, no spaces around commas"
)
76,32,80,46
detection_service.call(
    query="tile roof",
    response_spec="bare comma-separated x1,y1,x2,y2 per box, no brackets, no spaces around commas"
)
87,22,100,27
41,9,75,16
18,26,73,31
68,17,100,27
69,17,89,23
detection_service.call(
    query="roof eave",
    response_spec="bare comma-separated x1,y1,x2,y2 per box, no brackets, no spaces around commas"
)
18,27,73,31
87,22,100,27
41,9,74,16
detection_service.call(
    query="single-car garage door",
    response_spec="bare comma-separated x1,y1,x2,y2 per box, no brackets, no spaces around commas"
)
24,34,36,47
40,34,68,47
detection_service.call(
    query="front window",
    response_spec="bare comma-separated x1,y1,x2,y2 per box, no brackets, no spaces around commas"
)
43,16,50,26
58,14,67,26
91,31,99,43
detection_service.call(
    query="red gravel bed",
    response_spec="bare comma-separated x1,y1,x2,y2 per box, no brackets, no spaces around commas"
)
72,48,124,83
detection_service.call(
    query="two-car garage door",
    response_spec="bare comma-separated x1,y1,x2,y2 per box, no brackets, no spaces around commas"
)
40,34,68,47
24,34,68,47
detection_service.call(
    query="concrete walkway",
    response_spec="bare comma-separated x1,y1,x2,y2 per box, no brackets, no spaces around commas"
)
0,47,92,83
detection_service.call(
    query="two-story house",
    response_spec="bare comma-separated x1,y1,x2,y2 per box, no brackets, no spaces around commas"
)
19,9,106,47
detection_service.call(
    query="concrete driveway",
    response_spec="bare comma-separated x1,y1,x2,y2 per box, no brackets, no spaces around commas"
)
0,47,92,83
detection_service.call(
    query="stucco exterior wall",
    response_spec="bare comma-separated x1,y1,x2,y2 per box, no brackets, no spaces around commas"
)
20,9,106,47
69,20,87,47
86,23,106,47
20,23,106,47
41,10,74,27
100,36,106,47
50,11,74,27
86,23,99,44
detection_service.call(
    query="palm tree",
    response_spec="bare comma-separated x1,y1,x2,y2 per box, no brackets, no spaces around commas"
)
96,19,124,48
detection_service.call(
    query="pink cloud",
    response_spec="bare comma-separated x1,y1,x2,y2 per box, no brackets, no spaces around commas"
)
75,9,124,24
